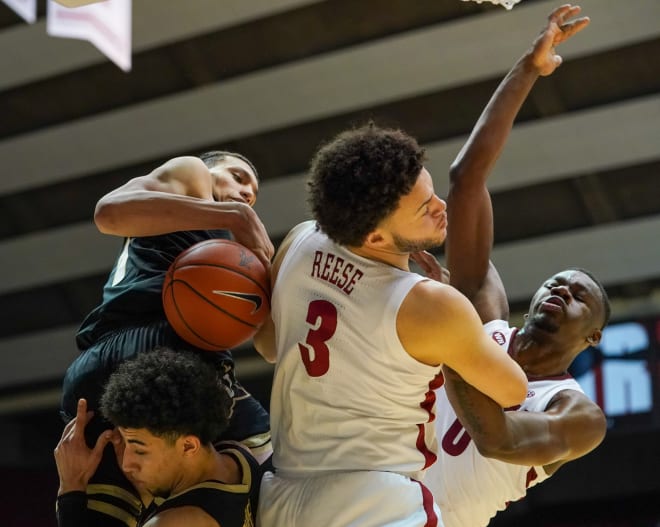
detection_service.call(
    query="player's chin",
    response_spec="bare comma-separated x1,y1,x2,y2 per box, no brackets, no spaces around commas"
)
431,229,447,248
418,235,445,253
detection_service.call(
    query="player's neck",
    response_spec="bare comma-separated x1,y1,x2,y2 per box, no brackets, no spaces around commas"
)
171,447,233,494
512,331,568,378
348,244,410,271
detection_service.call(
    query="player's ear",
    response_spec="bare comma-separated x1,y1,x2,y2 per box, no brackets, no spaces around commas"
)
363,229,385,249
179,435,201,456
586,329,602,346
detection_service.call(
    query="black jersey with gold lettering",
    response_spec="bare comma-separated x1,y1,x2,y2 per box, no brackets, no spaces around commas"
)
140,444,262,527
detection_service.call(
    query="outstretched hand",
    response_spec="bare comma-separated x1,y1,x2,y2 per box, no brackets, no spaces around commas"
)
530,4,590,76
53,398,116,495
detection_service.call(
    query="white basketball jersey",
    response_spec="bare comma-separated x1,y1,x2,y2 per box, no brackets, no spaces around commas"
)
425,319,585,527
269,222,442,480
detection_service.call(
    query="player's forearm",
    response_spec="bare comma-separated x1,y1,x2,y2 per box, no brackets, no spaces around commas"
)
56,491,90,527
95,192,248,237
449,52,540,186
442,366,513,449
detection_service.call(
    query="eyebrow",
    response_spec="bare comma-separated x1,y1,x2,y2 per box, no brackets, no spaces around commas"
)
126,438,147,446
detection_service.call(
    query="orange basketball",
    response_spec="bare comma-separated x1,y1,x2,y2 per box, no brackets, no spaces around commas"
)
162,239,270,350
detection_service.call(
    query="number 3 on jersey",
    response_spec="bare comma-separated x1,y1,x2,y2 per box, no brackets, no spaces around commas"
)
298,300,337,377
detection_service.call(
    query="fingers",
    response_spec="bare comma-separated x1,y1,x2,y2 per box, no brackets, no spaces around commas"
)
92,430,114,460
548,4,590,43
59,415,78,441
410,250,434,270
255,249,273,269
410,251,450,283
72,398,94,439
558,16,590,41
75,398,87,419
548,4,580,25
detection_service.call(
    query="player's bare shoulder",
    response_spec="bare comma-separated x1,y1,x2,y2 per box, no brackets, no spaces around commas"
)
146,156,214,198
397,279,477,365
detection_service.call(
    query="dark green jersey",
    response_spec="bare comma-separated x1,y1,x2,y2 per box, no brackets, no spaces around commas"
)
76,229,231,350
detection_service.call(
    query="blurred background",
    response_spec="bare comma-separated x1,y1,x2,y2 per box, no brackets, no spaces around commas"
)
1,0,659,525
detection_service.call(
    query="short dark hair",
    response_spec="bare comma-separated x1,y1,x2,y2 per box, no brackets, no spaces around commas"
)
199,150,259,181
100,348,231,444
308,123,426,246
567,267,611,329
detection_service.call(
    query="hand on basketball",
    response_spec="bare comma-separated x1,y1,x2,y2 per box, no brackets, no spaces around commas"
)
226,202,275,267
410,251,450,284
54,398,113,495
529,4,590,76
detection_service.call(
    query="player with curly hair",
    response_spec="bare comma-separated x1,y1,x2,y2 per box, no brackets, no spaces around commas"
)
59,151,273,525
254,123,528,526
55,347,261,527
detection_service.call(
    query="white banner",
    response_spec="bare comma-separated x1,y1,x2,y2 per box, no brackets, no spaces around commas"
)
46,0,132,72
1,0,37,23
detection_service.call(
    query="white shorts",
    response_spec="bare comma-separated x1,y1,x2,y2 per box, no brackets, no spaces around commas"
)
257,470,441,527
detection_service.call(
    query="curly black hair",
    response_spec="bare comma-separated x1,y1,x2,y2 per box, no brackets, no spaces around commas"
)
100,347,231,444
199,150,259,181
308,123,426,247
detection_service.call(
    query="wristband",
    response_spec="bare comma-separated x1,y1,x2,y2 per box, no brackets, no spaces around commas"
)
56,491,88,527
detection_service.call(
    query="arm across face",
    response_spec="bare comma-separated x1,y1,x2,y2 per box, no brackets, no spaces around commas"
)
94,155,274,266
442,366,606,472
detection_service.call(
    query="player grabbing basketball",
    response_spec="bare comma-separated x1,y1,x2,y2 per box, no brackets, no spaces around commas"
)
60,152,274,526
55,348,262,527
253,124,527,526
419,6,611,527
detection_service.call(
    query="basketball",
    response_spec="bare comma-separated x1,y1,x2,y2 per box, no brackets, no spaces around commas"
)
162,239,270,351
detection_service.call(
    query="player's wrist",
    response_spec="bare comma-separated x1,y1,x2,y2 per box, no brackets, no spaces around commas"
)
517,52,544,77
56,491,88,527
58,479,88,496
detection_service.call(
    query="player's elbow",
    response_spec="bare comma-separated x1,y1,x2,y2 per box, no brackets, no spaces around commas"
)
470,423,521,461
492,371,527,409
253,319,277,364
94,198,123,235
583,404,608,450
254,342,277,364
448,159,465,184
473,437,512,460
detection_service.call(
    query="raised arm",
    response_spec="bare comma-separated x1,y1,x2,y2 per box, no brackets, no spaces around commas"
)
442,366,606,473
54,399,116,527
94,156,273,265
446,4,590,322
